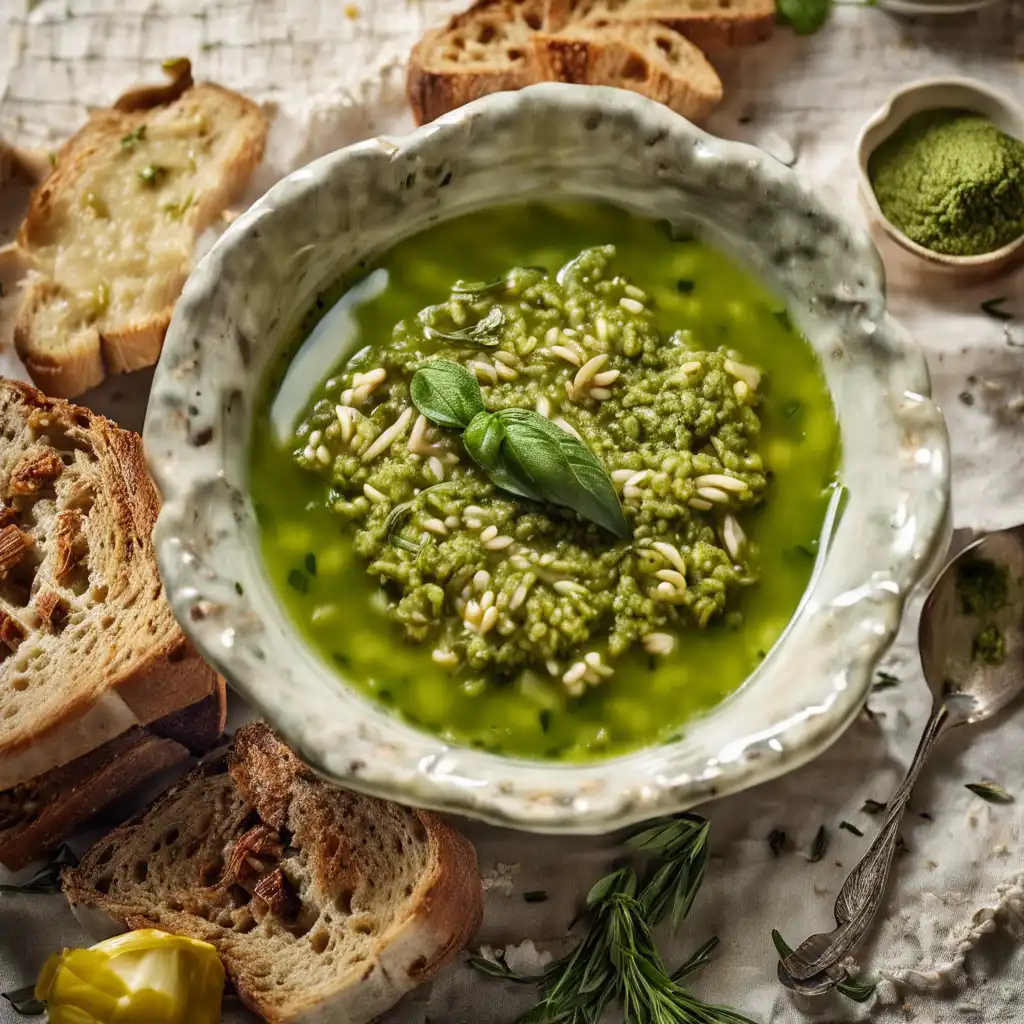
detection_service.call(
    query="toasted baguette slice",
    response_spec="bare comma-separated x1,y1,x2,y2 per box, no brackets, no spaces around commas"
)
15,59,267,398
407,0,548,125
0,378,219,791
546,0,775,51
534,22,722,122
64,724,483,1024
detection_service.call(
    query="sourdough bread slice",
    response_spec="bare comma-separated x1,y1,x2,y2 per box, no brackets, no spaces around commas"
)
64,724,483,1024
0,378,219,791
534,22,722,121
0,677,225,870
545,0,775,51
15,59,267,398
407,0,548,125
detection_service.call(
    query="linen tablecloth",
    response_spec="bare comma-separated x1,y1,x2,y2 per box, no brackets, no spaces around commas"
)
1,2,1023,1020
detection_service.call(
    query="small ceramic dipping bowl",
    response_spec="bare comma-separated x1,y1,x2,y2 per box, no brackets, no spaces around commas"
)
145,86,951,834
856,77,1024,280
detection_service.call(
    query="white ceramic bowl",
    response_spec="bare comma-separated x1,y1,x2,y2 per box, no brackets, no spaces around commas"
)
856,77,1024,279
145,85,951,834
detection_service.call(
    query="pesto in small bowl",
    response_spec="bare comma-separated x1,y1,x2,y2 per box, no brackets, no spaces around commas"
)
250,202,839,761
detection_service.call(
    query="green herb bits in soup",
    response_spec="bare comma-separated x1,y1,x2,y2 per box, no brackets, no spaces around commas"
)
251,202,839,760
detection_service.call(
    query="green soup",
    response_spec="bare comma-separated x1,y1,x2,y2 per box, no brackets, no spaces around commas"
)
250,202,839,761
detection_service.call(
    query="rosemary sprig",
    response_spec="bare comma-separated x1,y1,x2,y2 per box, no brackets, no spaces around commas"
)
516,821,752,1024
627,813,709,929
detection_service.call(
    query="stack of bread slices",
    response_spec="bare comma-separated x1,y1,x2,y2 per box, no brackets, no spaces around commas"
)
0,378,227,869
407,0,775,125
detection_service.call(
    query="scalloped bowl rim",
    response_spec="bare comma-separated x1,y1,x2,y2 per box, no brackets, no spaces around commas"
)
145,85,951,833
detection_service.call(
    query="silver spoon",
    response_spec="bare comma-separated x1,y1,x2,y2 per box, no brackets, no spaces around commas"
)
778,524,1024,990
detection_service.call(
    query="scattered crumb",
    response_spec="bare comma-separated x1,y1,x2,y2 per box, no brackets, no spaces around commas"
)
502,939,552,977
481,861,518,895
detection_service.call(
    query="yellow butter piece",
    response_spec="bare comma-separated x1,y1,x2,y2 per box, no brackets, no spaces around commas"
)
36,929,224,1024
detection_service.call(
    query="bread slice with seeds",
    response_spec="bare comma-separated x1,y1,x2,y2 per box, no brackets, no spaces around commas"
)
534,21,722,122
64,723,483,1024
14,58,267,398
0,378,219,793
545,0,775,51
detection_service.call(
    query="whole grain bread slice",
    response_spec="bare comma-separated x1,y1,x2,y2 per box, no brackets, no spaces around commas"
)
14,59,267,398
534,21,722,121
408,0,548,126
0,378,219,791
0,678,225,870
545,0,775,50
64,723,483,1024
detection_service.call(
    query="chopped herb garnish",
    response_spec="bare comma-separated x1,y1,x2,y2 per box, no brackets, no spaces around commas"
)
120,124,146,150
676,279,695,294
794,539,819,558
772,308,792,330
839,821,864,837
972,624,1006,666
1,984,44,1015
161,190,194,220
523,890,549,903
873,670,899,691
806,825,828,863
783,399,803,419
424,306,506,346
332,652,350,668
956,556,1008,616
862,798,887,814
768,828,787,856
966,781,1014,804
234,581,244,596
538,709,551,733
467,954,532,982
287,569,308,594
304,552,317,577
138,163,167,186
918,811,933,821
958,390,975,406
0,843,77,894
981,297,1013,322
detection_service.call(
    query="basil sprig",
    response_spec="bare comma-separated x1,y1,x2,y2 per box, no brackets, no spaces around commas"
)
410,360,630,539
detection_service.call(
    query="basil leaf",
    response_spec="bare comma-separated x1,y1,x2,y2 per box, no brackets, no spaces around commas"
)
496,408,630,538
464,411,507,470
465,414,546,502
776,0,832,34
424,306,506,346
410,361,485,429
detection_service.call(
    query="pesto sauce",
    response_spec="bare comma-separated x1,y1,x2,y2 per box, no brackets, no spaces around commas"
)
250,202,840,761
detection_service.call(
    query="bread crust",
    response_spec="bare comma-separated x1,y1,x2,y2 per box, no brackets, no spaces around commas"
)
14,64,267,399
64,725,484,1024
533,26,722,121
0,378,219,789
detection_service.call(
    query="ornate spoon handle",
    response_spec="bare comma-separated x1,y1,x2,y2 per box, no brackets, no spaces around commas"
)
781,702,952,981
